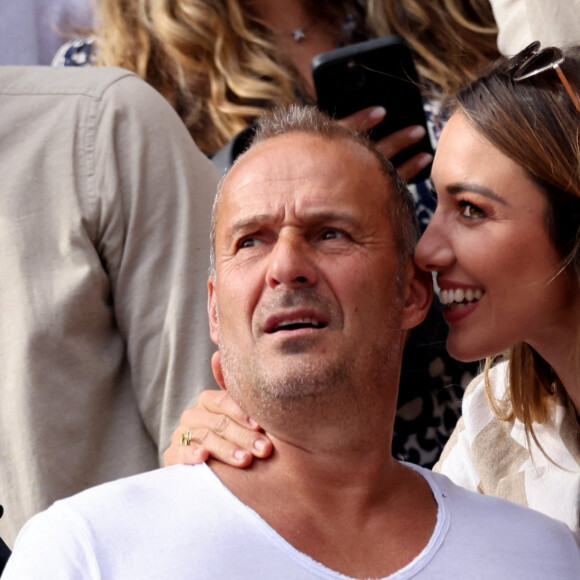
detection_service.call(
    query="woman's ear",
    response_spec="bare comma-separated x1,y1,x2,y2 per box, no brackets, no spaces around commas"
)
208,276,219,345
401,261,433,330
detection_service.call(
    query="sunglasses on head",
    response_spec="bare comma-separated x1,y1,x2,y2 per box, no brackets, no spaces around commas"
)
506,41,580,113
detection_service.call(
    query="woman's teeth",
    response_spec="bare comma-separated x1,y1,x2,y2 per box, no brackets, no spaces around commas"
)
439,288,483,307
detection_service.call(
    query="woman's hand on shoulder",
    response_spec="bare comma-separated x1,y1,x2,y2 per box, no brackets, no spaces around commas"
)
163,389,274,468
337,106,433,183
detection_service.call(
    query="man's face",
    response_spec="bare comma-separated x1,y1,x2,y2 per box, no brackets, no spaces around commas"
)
209,133,427,416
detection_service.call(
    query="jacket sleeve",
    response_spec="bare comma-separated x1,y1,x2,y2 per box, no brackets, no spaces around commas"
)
93,73,220,462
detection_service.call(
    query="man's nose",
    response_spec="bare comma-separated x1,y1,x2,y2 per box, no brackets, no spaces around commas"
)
265,234,318,289
414,219,455,273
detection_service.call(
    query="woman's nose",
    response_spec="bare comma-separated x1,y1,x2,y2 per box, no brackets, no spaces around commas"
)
415,219,455,273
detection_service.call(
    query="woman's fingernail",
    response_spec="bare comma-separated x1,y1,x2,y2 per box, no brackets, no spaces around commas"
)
369,106,387,121
417,152,434,168
408,125,427,139
234,449,249,461
248,417,259,427
254,438,267,452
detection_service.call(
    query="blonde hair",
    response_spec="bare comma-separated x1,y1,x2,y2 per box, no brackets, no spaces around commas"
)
93,0,498,154
374,0,498,95
95,0,298,153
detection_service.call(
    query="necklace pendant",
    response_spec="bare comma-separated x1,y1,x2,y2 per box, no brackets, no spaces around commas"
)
291,28,306,42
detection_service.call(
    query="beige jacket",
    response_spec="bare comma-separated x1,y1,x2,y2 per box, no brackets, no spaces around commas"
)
0,66,219,545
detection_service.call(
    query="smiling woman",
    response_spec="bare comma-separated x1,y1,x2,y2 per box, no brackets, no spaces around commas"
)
415,43,580,535
416,111,572,364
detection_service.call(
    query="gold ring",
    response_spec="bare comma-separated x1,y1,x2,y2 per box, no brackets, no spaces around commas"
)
180,430,195,446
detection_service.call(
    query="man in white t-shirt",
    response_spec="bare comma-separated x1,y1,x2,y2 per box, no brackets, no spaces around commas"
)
4,106,579,579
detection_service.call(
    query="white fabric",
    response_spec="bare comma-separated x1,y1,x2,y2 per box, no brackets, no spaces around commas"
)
490,0,580,55
0,66,220,546
4,463,579,579
435,361,580,536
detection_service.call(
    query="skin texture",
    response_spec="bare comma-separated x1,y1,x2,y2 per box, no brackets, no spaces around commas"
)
414,113,580,374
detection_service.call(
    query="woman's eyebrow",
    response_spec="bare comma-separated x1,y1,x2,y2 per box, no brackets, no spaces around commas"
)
446,182,510,206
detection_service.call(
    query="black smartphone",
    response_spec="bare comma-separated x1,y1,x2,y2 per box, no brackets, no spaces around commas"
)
311,34,433,183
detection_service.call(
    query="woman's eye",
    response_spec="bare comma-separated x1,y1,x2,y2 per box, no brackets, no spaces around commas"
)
458,201,485,219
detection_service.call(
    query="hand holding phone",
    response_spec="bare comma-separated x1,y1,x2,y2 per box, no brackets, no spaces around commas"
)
312,35,433,183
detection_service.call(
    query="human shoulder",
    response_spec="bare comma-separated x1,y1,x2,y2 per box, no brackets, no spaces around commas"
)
16,465,217,549
3,465,219,578
61,464,213,517
420,466,580,572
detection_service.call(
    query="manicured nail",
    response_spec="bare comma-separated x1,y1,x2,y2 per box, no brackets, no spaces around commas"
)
368,106,386,121
408,125,426,139
248,417,259,428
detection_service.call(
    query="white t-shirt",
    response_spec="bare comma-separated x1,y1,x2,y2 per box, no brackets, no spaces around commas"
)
4,463,579,579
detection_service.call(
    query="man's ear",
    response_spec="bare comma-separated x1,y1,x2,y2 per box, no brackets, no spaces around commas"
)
401,261,433,330
208,276,219,345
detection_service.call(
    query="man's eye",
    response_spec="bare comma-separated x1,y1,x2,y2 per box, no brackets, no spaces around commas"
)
459,201,485,219
321,229,344,240
238,237,262,249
